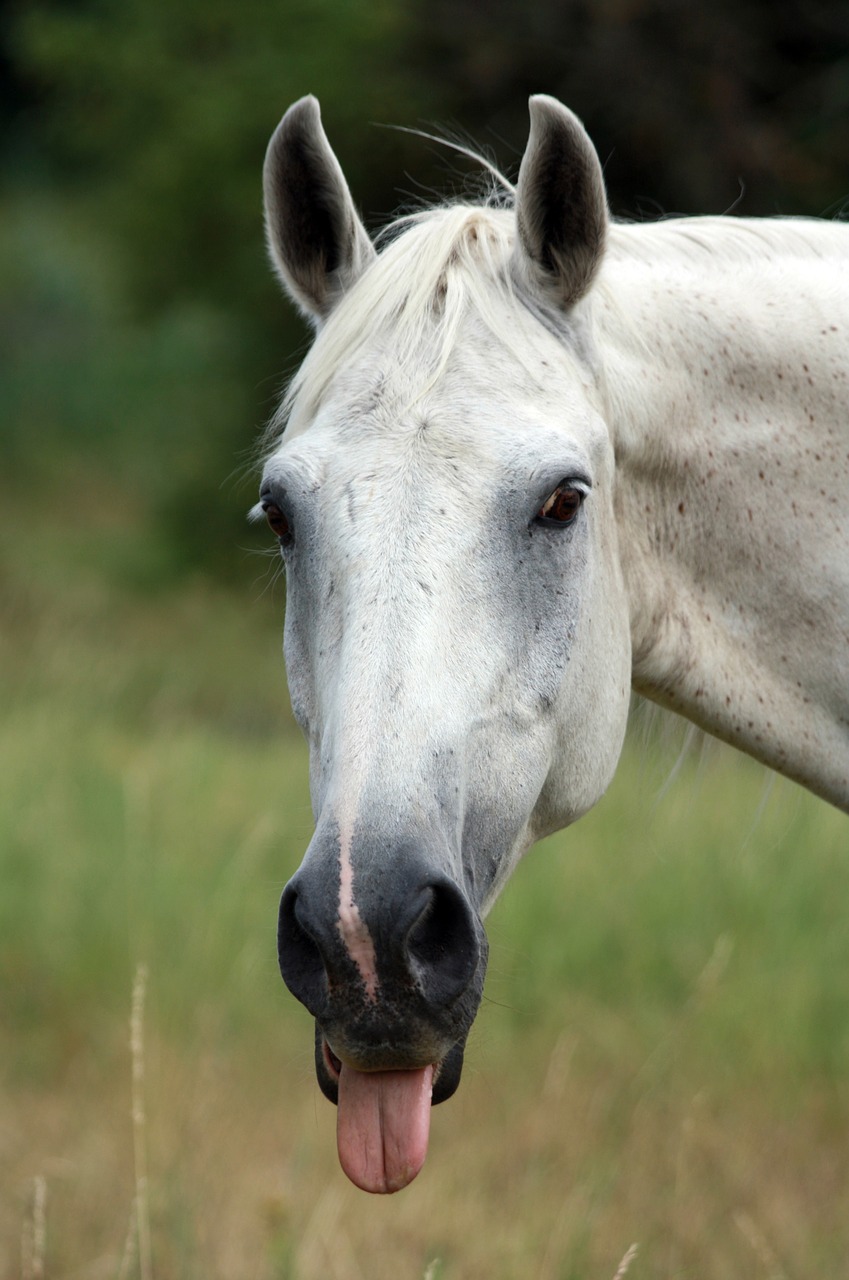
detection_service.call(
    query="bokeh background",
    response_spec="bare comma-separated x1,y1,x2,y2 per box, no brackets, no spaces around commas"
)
2,2,849,1277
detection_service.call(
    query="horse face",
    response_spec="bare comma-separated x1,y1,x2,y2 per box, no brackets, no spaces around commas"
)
258,94,631,1191
259,313,631,1181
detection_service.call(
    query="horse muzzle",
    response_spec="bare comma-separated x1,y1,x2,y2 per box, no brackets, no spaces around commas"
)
276,840,488,1190
277,856,487,1069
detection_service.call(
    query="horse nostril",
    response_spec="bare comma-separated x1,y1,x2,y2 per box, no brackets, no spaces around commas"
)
406,878,480,1005
277,881,328,1015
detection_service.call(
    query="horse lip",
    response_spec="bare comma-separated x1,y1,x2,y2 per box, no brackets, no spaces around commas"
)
313,1024,465,1106
322,1036,342,1082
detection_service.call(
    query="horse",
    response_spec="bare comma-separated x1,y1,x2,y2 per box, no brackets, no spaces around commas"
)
255,94,849,1195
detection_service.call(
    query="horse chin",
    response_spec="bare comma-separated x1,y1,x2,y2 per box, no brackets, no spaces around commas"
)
313,1022,466,1106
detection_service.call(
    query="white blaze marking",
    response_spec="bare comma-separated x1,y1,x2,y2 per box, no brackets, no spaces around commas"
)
337,824,379,1001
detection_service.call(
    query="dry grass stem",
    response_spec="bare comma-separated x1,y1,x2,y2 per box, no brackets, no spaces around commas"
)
116,1199,138,1280
131,963,153,1280
611,1242,638,1280
21,1175,47,1280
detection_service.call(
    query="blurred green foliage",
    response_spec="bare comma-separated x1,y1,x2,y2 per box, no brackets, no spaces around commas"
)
7,0,425,311
3,0,849,579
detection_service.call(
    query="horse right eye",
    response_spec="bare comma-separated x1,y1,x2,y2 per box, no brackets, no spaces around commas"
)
536,483,585,526
263,502,292,544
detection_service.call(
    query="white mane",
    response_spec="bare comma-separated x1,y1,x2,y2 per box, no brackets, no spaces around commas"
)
607,214,849,268
267,195,849,449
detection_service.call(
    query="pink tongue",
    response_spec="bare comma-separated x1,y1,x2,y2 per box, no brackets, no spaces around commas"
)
337,1063,434,1194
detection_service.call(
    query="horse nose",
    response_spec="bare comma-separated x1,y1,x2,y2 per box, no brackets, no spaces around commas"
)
277,860,481,1015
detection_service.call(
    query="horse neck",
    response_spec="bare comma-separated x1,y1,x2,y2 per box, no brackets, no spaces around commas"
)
595,235,849,811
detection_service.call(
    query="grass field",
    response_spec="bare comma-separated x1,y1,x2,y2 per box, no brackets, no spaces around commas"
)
2,478,848,1280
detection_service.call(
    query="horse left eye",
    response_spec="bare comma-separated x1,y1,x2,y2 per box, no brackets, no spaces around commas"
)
537,485,584,525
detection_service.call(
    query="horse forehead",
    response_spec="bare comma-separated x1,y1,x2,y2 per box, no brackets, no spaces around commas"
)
303,419,503,525
278,396,481,491
286,360,602,479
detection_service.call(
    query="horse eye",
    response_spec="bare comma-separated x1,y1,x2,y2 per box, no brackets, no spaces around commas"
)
537,485,584,525
263,501,292,543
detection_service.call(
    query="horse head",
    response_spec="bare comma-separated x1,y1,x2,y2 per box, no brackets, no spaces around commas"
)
257,95,632,1192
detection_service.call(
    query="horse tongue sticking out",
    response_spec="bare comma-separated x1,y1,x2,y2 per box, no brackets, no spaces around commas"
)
337,1064,435,1193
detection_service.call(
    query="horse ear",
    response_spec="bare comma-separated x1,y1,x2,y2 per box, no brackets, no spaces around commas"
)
263,96,376,324
513,95,607,309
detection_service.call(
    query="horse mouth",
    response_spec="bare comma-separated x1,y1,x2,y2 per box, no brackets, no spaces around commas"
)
313,1026,466,1194
315,1027,464,1105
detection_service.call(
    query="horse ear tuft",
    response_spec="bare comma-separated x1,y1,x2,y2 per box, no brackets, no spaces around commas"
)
263,96,376,325
513,95,608,309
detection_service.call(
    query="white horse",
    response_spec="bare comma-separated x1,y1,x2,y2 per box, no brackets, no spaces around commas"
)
256,94,849,1194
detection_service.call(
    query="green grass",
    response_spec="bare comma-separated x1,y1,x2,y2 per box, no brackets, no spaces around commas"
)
2,476,848,1279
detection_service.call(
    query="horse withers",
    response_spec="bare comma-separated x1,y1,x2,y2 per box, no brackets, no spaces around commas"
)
255,95,849,1193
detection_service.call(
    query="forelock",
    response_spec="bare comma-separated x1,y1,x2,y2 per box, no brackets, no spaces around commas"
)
265,204,530,448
